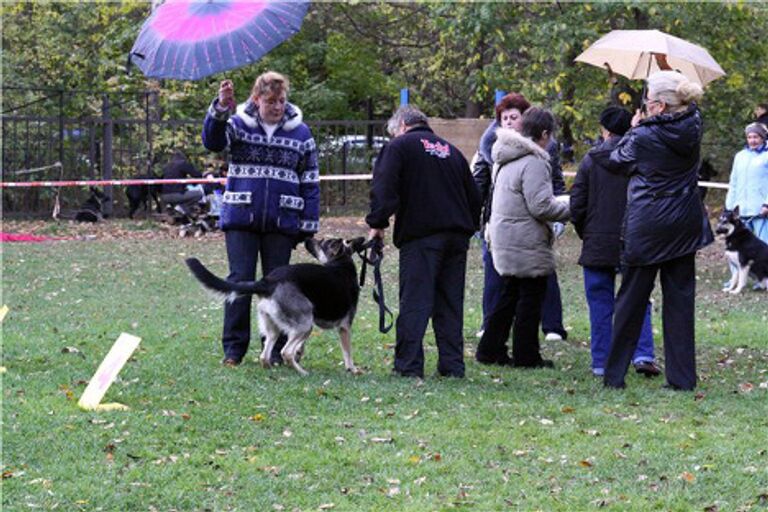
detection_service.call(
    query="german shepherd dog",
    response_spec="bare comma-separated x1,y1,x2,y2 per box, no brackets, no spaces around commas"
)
716,207,768,294
186,237,367,375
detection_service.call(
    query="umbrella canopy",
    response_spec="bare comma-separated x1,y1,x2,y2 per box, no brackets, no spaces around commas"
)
129,0,309,80
575,29,725,86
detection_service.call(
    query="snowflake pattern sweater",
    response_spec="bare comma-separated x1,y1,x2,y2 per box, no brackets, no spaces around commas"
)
202,98,320,234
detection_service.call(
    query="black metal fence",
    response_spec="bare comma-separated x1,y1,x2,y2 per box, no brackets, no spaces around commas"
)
1,87,387,217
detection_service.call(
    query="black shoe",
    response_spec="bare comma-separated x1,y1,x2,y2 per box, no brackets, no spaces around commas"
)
634,361,661,377
603,380,626,389
435,370,465,378
662,383,694,391
392,369,423,379
512,359,555,369
475,353,513,366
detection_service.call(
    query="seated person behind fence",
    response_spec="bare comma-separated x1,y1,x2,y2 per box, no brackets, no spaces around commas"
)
161,150,203,214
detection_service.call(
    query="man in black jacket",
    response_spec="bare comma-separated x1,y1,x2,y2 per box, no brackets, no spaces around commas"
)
367,106,482,378
570,107,660,378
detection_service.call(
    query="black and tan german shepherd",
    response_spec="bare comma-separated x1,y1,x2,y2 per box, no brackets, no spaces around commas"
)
716,207,768,294
186,237,367,375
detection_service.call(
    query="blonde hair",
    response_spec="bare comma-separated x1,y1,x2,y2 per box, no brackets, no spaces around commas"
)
646,71,703,113
251,71,289,100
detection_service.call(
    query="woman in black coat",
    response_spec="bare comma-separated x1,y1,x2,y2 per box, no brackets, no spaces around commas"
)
603,71,713,391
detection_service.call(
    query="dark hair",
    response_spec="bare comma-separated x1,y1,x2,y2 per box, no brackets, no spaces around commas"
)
521,107,556,140
495,93,531,123
758,103,768,112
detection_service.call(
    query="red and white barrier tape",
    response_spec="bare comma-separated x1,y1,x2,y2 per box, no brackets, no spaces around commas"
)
0,174,729,189
0,174,374,188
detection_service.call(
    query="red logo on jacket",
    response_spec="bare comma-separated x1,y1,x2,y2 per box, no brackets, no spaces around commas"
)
420,139,450,159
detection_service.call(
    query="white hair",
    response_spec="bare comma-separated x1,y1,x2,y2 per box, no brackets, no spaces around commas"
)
647,71,704,113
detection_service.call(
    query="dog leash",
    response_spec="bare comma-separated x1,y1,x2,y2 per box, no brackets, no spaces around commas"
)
743,215,768,239
356,238,394,334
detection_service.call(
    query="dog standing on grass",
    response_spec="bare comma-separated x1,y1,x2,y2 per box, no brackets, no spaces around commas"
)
716,207,768,294
186,237,366,375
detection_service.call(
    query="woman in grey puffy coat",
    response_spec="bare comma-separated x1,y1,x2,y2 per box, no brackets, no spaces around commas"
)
475,108,570,368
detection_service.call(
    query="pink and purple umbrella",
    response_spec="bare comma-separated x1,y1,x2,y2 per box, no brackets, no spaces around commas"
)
129,0,309,80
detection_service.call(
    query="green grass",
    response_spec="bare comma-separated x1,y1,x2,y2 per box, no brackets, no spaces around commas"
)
2,219,767,511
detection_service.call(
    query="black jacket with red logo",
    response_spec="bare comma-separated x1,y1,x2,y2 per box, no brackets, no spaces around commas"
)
366,126,481,248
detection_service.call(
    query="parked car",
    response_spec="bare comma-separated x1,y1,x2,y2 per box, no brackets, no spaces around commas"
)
317,135,388,175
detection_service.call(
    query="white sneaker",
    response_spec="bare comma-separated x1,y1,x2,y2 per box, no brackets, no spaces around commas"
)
544,332,563,342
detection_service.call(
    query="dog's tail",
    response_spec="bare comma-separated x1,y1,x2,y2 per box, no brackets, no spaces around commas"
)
185,258,272,302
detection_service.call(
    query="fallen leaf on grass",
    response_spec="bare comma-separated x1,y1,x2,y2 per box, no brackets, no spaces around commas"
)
250,414,266,422
283,430,293,438
408,455,421,464
2,470,14,479
578,460,593,468
680,471,696,483
583,429,600,437
703,505,718,512
738,382,754,393
318,504,335,510
561,406,575,414
414,476,427,486
539,418,554,425
432,453,442,462
370,437,393,444
61,346,80,354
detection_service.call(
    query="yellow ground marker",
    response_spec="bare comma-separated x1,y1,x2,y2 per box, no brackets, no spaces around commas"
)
78,332,141,412
1,305,8,373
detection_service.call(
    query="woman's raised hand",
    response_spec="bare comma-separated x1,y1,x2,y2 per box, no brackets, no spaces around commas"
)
218,80,235,110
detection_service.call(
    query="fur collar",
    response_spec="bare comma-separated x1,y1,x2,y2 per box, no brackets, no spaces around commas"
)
235,100,303,132
491,128,550,165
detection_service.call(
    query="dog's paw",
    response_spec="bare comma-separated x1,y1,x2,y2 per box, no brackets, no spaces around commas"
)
347,366,363,376
729,289,742,295
259,357,272,369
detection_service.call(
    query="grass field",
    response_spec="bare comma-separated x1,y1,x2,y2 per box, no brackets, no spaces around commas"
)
2,218,767,511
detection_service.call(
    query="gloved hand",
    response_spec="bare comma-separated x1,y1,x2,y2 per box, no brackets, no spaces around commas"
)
552,222,565,239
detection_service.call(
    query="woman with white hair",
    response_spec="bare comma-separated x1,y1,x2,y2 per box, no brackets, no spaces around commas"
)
725,122,768,245
603,71,713,391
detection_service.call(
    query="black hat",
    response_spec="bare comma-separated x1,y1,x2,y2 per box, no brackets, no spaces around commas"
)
599,106,632,136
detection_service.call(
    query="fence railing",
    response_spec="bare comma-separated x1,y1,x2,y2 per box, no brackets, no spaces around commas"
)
1,113,388,217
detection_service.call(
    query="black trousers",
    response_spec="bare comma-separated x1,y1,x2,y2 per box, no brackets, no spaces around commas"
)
222,230,293,362
604,253,697,390
477,275,548,366
395,233,470,378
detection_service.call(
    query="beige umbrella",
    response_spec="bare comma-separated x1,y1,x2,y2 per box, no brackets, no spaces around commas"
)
575,29,725,86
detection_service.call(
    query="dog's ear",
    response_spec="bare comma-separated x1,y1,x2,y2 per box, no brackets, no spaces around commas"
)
345,237,366,253
733,205,740,217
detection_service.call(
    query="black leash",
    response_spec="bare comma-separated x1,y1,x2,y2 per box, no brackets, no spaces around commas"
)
356,238,394,334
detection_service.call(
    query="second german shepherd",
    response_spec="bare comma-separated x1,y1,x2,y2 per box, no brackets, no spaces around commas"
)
716,207,768,294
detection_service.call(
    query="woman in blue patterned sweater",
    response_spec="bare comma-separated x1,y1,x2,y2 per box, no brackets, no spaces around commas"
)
202,71,320,366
